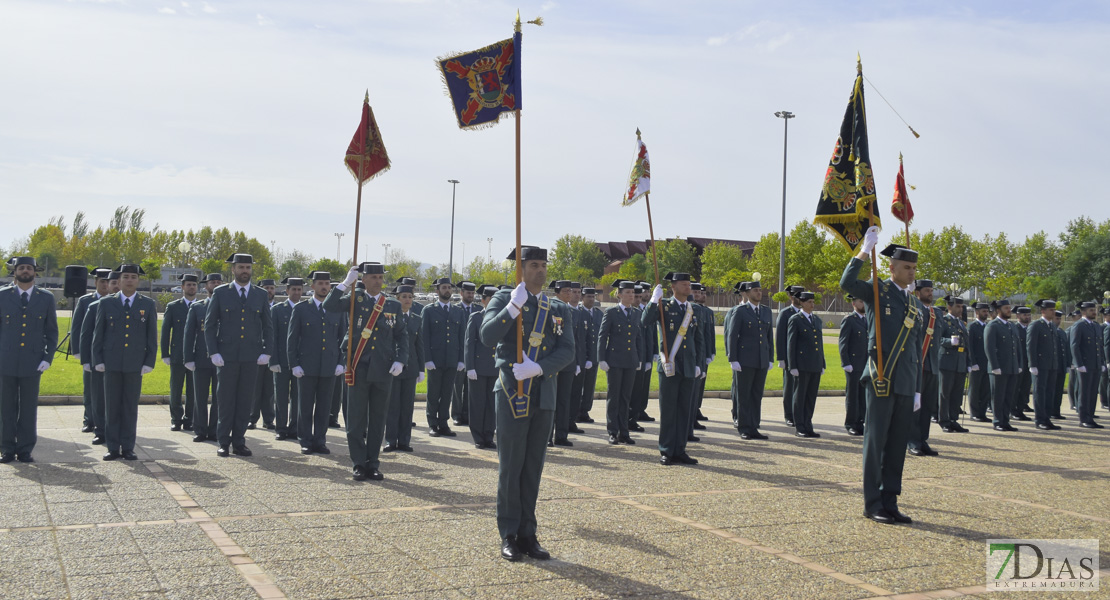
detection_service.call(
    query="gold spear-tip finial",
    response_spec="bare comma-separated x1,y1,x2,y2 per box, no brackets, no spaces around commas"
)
636,128,641,139
898,152,903,162
514,9,521,32
364,89,369,103
856,52,862,74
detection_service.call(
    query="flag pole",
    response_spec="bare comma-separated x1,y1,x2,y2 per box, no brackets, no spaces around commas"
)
868,198,885,386
345,92,369,383
514,108,523,399
643,191,670,367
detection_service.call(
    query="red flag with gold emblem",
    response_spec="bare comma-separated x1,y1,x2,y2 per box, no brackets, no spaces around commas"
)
344,92,390,184
891,154,913,224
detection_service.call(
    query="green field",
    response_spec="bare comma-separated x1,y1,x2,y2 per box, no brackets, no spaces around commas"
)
44,317,849,396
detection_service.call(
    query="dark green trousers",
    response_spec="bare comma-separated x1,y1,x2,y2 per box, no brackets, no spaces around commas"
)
216,361,257,448
968,370,991,418
168,362,195,426
104,371,141,454
844,369,865,430
347,365,392,470
791,371,820,435
250,364,275,426
1032,369,1057,426
274,370,298,436
862,388,912,514
552,369,575,441
425,368,454,430
191,368,218,438
605,368,635,437
990,373,1016,427
467,375,496,446
0,375,40,455
577,365,598,419
89,370,106,437
735,368,768,435
297,375,334,449
657,373,694,458
385,376,418,447
495,382,553,540
781,367,795,422
937,369,966,429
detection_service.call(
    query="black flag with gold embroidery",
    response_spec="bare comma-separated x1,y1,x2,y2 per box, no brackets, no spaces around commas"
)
814,59,880,252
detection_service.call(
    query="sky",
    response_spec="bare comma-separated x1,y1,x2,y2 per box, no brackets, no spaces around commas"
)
2,0,1109,268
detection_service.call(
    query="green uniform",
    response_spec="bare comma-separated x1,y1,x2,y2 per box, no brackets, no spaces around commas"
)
786,310,825,436
161,297,196,427
775,305,800,423
937,312,969,430
1011,321,1032,417
322,287,408,472
631,303,657,425
729,302,774,436
839,311,868,431
465,309,496,446
421,301,464,432
908,303,944,451
91,292,158,455
1054,325,1070,417
0,285,58,458
288,297,346,450
270,299,298,437
1070,317,1105,425
723,303,741,425
183,298,218,439
641,297,705,459
985,317,1020,428
967,318,990,419
575,305,604,420
79,298,107,438
840,259,924,516
687,302,715,438
70,291,99,429
552,299,585,443
480,289,574,541
386,309,424,448
1026,316,1058,426
597,304,644,438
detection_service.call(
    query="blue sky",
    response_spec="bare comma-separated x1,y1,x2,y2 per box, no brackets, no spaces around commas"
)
2,0,1108,267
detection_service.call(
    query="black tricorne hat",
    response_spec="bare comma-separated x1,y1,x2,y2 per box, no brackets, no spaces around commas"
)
180,274,199,283
663,272,690,282
879,244,918,263
114,264,146,275
6,256,43,272
226,253,253,264
357,262,385,275
506,246,548,262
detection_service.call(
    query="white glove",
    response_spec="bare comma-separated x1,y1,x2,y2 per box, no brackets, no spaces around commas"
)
83,363,91,373
270,365,281,373
992,368,1002,375
650,284,663,304
913,392,921,412
162,358,172,366
257,354,270,366
821,369,825,375
730,361,741,372
967,366,972,373
576,365,581,375
292,366,305,378
507,282,528,318
768,362,774,370
456,361,465,372
341,266,358,287
778,360,785,369
585,361,593,370
971,364,979,372
599,361,609,372
210,353,224,367
1078,366,1087,374
512,357,543,381
695,366,702,378
1029,367,1038,376
72,353,80,361
467,369,477,380
425,361,436,370
707,355,715,364
950,335,959,345
389,361,404,376
1103,365,1108,373
185,362,195,372
843,365,853,373
643,362,652,371
789,368,799,377
37,361,50,373
417,372,425,384
334,364,346,376
652,354,659,363
860,225,880,255
141,366,154,375
95,364,105,372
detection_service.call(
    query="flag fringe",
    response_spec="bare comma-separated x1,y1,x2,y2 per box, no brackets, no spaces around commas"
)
345,161,391,184
434,40,517,131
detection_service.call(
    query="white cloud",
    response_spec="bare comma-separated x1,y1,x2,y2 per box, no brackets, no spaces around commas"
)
180,1,189,7
157,7,176,15
541,1,558,11
202,1,216,14
256,13,272,26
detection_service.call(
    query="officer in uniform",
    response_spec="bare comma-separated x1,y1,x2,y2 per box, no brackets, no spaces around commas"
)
452,280,480,427
422,277,463,437
776,286,805,426
567,283,595,435
985,299,1020,432
938,296,970,433
1011,306,1033,421
598,279,644,444
549,280,584,447
204,253,274,458
384,282,425,453
729,281,775,440
630,281,658,431
723,281,746,427
839,294,868,436
967,302,991,422
1053,310,1070,420
840,232,924,525
1101,308,1110,411
70,267,111,434
575,287,604,423
161,273,198,432
688,283,714,437
908,280,942,456
1070,301,1106,428
786,291,825,438
465,285,498,449
92,264,158,461
1027,299,1061,430
0,257,58,464
184,273,221,443
80,271,120,445
1066,309,1081,412
270,276,304,441
325,262,409,480
289,271,346,455
480,246,574,561
643,273,705,465
249,278,278,430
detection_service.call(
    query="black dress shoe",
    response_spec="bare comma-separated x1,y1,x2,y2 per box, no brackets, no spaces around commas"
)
674,454,698,465
638,413,655,422
368,468,383,481
232,446,252,457
577,416,595,424
969,415,989,422
889,509,913,524
208,434,218,441
908,447,924,456
428,428,441,437
864,509,894,524
353,465,367,481
750,432,768,440
847,427,864,436
382,443,398,452
692,422,706,430
262,423,276,430
103,451,121,461
170,424,181,432
608,434,619,445
275,432,290,441
519,535,551,560
314,445,330,455
568,426,585,434
628,423,645,432
216,446,230,457
739,433,752,440
687,435,700,442
397,444,414,452
1012,413,1031,422
475,443,485,449
301,447,313,454
192,435,207,443
453,418,469,426
618,435,635,445
1052,414,1066,420
1003,424,1019,432
1080,421,1104,429
547,440,555,447
696,412,708,421
930,416,938,423
91,436,105,445
1036,423,1052,430
439,427,457,437
246,422,256,430
121,450,137,461
659,455,675,466
796,431,819,438
484,442,496,450
182,423,193,431
785,419,795,427
1047,423,1061,430
553,438,573,447
81,424,94,433
0,453,14,464
920,446,939,457
16,453,33,463
501,536,522,562
329,419,342,429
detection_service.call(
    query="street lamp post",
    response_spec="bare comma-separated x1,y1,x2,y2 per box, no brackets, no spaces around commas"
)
382,243,391,264
487,237,493,262
774,111,794,308
334,232,345,263
448,179,460,280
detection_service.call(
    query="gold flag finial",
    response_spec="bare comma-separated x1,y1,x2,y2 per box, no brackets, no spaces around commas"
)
514,9,521,32
898,152,903,162
636,127,641,139
856,52,862,74
364,89,369,103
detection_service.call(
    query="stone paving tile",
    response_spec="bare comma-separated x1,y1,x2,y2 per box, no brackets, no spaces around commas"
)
0,558,67,600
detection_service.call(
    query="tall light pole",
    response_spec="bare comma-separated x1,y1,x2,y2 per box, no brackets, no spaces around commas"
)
334,232,344,263
774,111,794,308
447,179,460,280
487,237,493,262
382,243,391,264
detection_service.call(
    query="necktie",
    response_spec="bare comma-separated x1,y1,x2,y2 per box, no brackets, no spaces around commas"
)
240,287,247,302
124,297,131,311
21,292,28,308
318,302,324,314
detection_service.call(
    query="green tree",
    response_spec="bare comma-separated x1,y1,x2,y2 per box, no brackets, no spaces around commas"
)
655,238,698,279
548,235,608,282
139,258,162,294
784,220,828,292
914,226,979,294
1055,231,1110,302
307,258,347,280
385,249,422,282
278,250,313,278
746,232,781,294
27,224,66,276
700,241,747,290
198,257,225,278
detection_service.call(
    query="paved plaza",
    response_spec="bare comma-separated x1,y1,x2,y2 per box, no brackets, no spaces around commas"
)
2,396,1108,600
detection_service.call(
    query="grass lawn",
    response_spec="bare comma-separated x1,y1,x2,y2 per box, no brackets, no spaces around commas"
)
43,317,849,396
